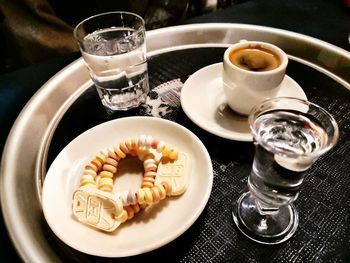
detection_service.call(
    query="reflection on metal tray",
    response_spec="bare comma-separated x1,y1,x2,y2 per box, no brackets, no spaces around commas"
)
1,24,350,262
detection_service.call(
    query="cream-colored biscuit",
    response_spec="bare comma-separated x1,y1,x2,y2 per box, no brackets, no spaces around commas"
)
72,186,123,232
155,152,189,196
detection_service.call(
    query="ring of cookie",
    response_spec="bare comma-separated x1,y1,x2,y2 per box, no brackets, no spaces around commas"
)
78,135,179,223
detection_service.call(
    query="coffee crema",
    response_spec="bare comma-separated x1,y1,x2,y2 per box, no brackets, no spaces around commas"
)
229,45,280,72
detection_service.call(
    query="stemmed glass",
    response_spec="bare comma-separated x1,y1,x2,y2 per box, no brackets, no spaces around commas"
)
232,97,339,244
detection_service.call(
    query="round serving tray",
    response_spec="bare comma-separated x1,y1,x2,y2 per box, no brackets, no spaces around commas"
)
1,24,350,262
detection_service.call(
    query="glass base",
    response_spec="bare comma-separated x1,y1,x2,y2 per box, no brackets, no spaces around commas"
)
232,191,298,244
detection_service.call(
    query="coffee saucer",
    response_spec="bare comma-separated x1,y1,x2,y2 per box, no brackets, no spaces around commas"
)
180,63,307,141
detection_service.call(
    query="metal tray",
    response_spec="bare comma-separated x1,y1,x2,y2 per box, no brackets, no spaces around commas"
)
1,24,350,262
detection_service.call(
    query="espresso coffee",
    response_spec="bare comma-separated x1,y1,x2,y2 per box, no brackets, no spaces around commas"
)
229,45,280,72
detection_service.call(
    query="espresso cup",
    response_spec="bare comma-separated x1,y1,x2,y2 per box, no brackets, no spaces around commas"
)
222,41,288,115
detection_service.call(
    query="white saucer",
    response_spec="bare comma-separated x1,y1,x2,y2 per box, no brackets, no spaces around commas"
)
42,117,213,257
180,63,307,141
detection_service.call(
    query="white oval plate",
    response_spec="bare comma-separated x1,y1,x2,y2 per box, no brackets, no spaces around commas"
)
42,116,213,257
180,63,307,141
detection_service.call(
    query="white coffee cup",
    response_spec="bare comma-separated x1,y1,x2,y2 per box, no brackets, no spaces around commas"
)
223,40,288,115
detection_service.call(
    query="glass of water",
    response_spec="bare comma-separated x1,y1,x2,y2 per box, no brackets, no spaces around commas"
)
74,12,149,111
232,97,339,244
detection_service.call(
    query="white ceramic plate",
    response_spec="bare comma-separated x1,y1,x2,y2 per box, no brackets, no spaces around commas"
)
180,63,307,141
42,116,213,257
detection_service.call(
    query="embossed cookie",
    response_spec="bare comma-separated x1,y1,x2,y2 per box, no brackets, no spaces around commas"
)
72,186,124,232
155,152,190,196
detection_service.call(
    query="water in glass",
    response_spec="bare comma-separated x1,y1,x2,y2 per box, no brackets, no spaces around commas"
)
249,110,327,208
82,27,148,111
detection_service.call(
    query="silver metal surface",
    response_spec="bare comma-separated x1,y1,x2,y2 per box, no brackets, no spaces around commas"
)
1,23,350,263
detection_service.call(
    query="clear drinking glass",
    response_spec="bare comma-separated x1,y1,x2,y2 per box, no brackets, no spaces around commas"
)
232,97,339,244
74,12,149,111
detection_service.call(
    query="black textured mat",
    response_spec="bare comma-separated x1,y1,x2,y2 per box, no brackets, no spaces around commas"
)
46,48,350,262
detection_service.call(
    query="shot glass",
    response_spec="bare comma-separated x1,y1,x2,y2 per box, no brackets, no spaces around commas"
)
74,12,149,111
232,97,339,244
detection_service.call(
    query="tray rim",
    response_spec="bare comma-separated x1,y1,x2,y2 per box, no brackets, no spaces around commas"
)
1,23,350,263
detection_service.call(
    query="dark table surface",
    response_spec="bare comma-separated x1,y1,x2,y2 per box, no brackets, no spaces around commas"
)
1,0,349,262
